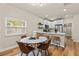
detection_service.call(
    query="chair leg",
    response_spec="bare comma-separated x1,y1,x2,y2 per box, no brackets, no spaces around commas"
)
32,51,35,56
37,49,40,56
45,50,47,56
21,52,23,56
58,43,60,48
57,43,60,49
47,49,49,56
40,50,42,56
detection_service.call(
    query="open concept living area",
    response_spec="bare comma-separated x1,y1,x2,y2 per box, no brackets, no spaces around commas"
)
0,3,79,56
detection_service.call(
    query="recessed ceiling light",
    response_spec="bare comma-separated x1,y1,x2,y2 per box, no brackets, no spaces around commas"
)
65,15,69,17
39,4,43,7
45,15,48,17
31,4,36,6
64,9,67,11
50,18,54,20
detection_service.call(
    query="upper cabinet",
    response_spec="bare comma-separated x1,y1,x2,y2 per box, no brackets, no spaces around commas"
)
43,19,64,33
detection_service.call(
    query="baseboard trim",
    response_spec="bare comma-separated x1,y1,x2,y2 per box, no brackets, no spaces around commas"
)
0,45,18,52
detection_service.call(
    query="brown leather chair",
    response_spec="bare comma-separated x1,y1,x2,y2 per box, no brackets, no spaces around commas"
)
21,35,27,39
36,33,49,40
37,40,51,56
16,41,35,56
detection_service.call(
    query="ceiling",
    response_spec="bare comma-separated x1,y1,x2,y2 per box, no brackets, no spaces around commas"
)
65,3,79,16
8,3,79,20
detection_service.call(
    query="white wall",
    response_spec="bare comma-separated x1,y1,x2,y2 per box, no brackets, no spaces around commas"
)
64,15,79,42
72,15,79,42
64,18,73,24
0,4,43,51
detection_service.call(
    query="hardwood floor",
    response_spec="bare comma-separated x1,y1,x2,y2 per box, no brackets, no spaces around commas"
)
49,38,79,56
0,47,20,56
0,38,79,56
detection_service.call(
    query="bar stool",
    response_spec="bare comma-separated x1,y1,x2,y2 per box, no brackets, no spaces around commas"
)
53,36,61,48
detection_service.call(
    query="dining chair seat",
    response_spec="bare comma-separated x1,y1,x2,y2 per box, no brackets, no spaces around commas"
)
37,44,47,50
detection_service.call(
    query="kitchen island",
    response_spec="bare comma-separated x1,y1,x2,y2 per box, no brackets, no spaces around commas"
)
35,31,66,48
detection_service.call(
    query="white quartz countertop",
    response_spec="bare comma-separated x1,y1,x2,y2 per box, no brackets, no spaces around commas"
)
36,31,65,35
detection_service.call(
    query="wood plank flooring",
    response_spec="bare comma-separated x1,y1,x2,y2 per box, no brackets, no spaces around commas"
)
0,47,20,56
49,38,78,56
0,38,79,56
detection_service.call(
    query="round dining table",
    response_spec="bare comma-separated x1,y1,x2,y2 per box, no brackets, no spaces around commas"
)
20,37,48,56
20,37,48,44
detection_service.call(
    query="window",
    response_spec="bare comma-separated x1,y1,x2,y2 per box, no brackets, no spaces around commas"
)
5,17,27,36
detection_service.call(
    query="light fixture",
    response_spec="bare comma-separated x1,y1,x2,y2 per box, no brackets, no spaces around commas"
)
65,15,69,18
50,18,54,20
39,3,43,7
45,15,48,17
64,9,67,11
31,3,37,6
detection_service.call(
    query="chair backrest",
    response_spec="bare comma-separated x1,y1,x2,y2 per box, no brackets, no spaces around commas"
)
54,36,60,41
16,41,29,54
39,35,49,40
39,36,47,40
36,33,49,39
21,35,27,39
43,34,49,39
45,39,51,49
